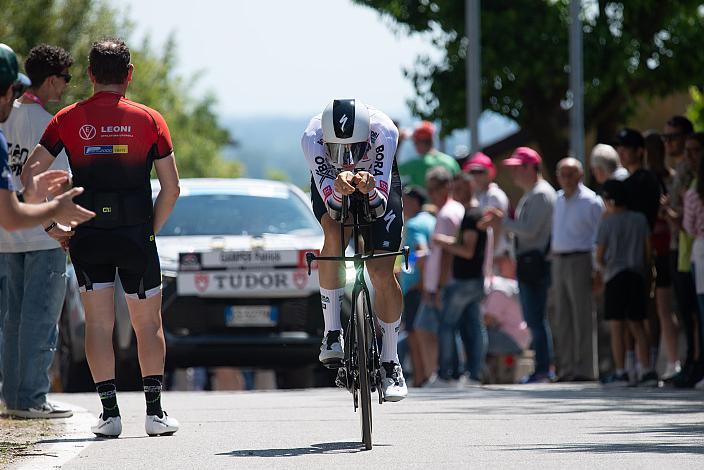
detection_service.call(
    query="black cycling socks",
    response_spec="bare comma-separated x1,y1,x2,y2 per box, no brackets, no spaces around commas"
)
143,375,164,418
96,379,120,419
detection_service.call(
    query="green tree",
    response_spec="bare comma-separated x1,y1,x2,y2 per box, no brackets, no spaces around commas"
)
354,0,704,175
0,0,242,178
688,86,704,132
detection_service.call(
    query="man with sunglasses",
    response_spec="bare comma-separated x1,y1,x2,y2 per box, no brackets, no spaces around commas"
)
0,44,92,231
0,43,94,232
302,99,407,401
0,44,77,418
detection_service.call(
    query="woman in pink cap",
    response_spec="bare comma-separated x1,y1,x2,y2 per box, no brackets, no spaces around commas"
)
463,153,511,277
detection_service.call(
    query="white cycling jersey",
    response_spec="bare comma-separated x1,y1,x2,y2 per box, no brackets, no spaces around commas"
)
301,105,399,219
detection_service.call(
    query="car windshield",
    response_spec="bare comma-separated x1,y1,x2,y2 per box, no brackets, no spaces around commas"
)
158,191,322,237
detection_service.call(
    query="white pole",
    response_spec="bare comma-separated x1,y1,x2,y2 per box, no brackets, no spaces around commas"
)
467,0,481,153
569,0,584,163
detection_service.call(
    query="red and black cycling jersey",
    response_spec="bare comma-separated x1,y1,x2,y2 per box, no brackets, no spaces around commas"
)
39,91,173,191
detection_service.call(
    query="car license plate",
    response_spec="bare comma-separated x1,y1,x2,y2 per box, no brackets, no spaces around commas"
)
224,305,278,327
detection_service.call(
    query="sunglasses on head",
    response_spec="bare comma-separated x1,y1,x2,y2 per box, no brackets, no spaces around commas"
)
468,168,487,175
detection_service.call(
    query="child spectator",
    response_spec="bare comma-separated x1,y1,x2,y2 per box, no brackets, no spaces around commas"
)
596,179,658,387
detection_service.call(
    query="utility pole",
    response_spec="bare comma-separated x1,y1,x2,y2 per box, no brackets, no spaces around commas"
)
569,0,584,163
466,0,481,153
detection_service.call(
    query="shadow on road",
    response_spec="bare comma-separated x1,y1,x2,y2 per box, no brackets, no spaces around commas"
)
502,441,704,455
218,441,390,457
409,385,704,417
495,422,704,456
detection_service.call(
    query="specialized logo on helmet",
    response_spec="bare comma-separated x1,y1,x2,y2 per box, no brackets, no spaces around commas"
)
332,99,356,139
79,125,97,140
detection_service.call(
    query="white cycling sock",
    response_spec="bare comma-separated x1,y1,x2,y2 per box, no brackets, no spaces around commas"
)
320,287,344,332
380,318,401,364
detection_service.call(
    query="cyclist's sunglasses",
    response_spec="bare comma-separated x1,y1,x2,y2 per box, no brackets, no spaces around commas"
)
325,141,370,167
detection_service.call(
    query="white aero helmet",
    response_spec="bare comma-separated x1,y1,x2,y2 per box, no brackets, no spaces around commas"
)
321,99,371,167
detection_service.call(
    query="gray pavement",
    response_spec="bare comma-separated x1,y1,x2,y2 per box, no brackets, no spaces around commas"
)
15,384,704,469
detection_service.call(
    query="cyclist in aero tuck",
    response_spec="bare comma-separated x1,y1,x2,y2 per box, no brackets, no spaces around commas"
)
302,99,407,401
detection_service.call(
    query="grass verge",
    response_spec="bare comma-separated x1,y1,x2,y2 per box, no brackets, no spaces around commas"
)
0,414,59,469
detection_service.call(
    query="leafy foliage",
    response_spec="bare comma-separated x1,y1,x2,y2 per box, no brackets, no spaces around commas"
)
354,0,704,174
0,0,242,178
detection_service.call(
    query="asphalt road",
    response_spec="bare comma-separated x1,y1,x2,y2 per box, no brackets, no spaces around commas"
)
11,384,704,470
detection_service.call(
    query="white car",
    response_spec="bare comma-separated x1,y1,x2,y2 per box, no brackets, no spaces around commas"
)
154,178,332,387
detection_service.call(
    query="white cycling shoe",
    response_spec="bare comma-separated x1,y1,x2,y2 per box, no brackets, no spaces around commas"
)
145,411,179,436
319,330,344,367
91,414,122,438
381,362,408,402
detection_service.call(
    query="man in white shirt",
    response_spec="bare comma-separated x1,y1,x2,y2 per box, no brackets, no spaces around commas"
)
551,158,604,381
0,44,75,418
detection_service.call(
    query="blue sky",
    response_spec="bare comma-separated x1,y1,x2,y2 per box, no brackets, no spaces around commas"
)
123,0,442,119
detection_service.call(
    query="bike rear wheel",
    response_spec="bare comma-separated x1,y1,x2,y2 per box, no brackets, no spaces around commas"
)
355,290,373,450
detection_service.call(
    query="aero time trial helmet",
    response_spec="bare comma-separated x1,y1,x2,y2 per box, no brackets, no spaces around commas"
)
321,99,370,167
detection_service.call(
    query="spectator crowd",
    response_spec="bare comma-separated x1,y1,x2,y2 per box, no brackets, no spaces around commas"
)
397,116,704,389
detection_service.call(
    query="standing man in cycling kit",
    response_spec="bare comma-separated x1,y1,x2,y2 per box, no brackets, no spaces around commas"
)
22,38,181,437
302,99,407,401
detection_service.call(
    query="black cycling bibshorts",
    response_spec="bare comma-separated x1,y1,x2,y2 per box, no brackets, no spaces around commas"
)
69,223,161,299
310,174,403,253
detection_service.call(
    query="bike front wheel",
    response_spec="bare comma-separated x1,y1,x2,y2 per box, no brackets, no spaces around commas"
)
355,290,373,450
